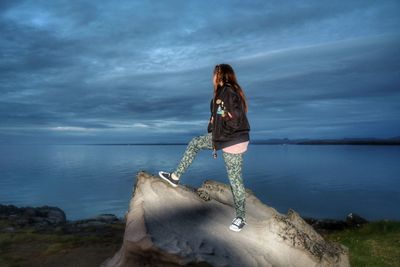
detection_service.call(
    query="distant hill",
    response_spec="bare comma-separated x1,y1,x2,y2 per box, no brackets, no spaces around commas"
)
251,136,400,145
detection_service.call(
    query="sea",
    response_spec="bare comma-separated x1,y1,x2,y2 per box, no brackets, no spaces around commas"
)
0,143,399,221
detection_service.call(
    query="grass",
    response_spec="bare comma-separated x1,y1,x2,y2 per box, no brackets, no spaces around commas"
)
323,220,400,267
0,221,125,267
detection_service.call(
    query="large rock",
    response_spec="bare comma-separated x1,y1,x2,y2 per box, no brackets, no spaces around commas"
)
101,171,350,267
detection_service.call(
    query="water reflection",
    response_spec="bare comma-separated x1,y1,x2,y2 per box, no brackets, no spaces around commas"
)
0,144,399,221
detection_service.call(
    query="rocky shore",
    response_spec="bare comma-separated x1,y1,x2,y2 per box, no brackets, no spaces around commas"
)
0,203,367,237
1,171,370,267
0,204,126,267
0,204,124,236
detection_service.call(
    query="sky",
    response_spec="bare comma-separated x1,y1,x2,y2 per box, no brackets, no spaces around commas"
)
0,0,399,144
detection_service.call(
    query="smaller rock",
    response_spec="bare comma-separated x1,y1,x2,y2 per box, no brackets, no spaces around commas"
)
95,214,119,223
15,218,30,227
346,213,368,228
307,218,347,231
23,207,37,217
0,204,20,218
1,227,16,233
37,206,67,224
84,221,107,228
0,204,66,227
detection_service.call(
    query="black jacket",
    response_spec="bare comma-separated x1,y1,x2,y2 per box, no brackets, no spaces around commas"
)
207,83,250,152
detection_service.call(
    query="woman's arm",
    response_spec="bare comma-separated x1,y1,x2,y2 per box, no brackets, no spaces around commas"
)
223,88,244,130
207,98,214,133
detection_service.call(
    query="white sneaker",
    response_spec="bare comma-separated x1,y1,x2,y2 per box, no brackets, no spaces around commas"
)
158,171,179,187
229,216,246,232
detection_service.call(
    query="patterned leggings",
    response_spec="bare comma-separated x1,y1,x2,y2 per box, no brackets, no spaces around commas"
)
172,132,246,219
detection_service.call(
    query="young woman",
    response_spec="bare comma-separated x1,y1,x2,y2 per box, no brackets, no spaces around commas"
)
158,63,250,232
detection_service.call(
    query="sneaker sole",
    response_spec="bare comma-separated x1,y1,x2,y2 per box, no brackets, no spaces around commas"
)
158,171,179,187
229,225,243,232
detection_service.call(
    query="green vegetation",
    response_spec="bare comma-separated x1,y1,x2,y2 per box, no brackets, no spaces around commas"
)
0,220,125,267
323,220,400,267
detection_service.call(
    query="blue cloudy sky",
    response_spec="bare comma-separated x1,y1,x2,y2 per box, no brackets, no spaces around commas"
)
1,0,399,144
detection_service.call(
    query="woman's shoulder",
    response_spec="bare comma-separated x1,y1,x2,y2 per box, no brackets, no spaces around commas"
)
223,83,238,95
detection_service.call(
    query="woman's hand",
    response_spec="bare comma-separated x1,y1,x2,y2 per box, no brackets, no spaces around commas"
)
207,115,213,133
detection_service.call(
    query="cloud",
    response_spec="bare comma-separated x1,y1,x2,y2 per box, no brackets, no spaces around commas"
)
0,0,399,143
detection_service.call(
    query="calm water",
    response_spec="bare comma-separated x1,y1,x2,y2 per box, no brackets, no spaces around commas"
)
0,144,399,221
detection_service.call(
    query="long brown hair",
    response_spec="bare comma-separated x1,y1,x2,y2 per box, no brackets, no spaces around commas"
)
213,64,248,113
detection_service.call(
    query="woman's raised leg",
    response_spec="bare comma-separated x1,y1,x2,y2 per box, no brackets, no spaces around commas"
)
172,132,213,179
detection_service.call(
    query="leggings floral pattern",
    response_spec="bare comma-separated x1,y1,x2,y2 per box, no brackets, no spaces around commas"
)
172,132,246,219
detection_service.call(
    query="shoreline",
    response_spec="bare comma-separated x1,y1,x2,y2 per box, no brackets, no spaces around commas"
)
2,203,398,235
1,203,399,267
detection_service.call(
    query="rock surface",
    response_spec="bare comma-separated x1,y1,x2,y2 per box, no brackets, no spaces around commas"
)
101,171,350,267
